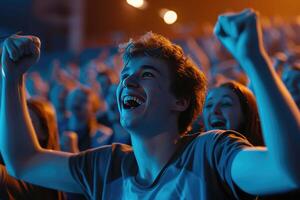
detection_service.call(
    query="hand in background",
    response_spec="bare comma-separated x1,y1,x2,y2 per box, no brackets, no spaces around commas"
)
60,131,79,153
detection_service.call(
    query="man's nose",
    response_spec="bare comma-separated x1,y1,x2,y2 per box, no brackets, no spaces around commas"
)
122,74,139,88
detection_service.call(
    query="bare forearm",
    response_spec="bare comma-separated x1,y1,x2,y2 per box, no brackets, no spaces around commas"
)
243,53,300,178
0,76,41,176
0,35,81,192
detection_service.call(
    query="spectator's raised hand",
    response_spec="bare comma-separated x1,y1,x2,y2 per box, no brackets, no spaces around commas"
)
214,9,266,67
60,131,79,153
1,35,41,81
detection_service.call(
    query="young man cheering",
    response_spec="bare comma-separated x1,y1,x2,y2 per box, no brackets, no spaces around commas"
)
1,9,299,199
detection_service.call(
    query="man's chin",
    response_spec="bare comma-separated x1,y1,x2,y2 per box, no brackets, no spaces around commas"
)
120,118,138,131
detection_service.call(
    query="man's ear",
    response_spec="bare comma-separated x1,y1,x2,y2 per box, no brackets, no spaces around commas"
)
172,97,190,112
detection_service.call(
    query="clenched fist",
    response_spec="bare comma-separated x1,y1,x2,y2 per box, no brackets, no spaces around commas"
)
214,9,266,66
1,35,41,81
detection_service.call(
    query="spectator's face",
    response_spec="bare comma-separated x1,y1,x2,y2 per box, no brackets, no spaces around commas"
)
50,85,68,115
67,91,92,122
203,87,244,131
105,85,120,123
97,75,111,98
282,68,300,108
116,56,177,133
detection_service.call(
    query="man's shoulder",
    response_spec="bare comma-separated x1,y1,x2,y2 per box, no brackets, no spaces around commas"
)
69,143,133,180
183,129,252,151
71,143,133,162
193,129,249,141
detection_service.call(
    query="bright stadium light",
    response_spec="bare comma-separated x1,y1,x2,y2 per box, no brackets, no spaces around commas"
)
160,9,178,25
126,0,145,9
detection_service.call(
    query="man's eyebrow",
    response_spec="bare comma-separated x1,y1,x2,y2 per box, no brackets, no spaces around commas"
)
121,65,161,75
140,65,161,74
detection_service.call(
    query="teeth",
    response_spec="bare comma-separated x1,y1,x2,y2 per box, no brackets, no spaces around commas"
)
123,95,143,105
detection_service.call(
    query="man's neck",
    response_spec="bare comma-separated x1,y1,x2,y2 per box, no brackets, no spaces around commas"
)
131,129,180,185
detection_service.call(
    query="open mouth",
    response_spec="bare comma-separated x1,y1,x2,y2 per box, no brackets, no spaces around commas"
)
210,120,226,129
122,95,145,110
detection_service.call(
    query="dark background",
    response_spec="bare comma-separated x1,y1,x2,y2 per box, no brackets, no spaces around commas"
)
0,0,299,52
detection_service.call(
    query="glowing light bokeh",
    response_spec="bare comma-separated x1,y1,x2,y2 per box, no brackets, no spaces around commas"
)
126,0,144,8
160,9,178,25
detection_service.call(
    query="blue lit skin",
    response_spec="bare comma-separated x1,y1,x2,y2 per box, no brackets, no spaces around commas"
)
215,9,300,195
116,56,180,137
203,87,245,131
116,56,186,184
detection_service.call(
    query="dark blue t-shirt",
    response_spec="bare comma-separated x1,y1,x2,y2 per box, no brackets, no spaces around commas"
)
69,130,255,200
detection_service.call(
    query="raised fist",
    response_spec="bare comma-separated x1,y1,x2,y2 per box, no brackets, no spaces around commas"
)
214,9,266,64
1,35,41,81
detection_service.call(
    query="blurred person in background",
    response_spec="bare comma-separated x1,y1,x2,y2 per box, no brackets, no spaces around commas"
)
66,59,80,81
0,98,66,200
96,68,119,126
65,86,113,151
281,63,300,109
210,59,248,87
104,84,131,144
49,83,70,137
25,71,49,99
96,68,118,100
60,131,80,153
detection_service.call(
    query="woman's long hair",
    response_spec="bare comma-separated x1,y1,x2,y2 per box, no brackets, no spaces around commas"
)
219,81,264,146
27,98,61,151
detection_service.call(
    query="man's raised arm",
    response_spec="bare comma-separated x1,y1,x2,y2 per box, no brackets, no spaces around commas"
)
215,9,300,195
0,35,82,193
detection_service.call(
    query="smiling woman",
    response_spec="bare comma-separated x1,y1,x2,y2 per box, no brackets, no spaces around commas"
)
203,81,264,146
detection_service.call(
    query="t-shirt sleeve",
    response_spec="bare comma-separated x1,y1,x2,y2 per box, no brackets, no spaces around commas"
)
205,130,256,200
69,146,112,199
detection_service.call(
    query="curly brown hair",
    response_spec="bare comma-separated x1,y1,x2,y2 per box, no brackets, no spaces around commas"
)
120,32,207,135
